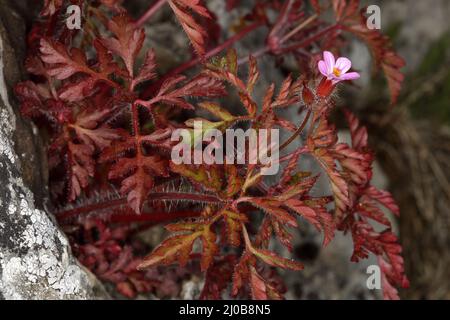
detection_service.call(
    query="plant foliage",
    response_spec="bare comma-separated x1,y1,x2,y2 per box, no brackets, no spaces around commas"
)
15,0,408,299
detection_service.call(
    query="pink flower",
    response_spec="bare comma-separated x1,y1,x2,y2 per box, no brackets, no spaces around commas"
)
318,51,360,84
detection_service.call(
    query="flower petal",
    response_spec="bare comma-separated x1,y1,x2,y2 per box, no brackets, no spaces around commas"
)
318,60,329,77
338,72,360,81
323,51,335,74
335,57,352,74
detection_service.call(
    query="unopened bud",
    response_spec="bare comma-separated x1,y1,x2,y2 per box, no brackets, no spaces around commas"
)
316,78,335,98
302,84,314,106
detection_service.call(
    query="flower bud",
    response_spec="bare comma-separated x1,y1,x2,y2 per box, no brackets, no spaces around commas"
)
316,77,335,98
302,84,314,106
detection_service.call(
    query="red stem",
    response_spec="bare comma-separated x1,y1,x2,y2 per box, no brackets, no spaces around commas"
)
134,0,168,29
279,24,340,54
56,198,127,221
56,192,222,222
148,192,223,203
237,47,270,65
142,21,265,99
237,25,340,65
109,210,201,224
279,108,312,151
131,102,140,135
235,24,339,67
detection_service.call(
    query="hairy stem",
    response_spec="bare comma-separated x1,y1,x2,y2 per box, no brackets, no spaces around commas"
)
148,192,224,203
134,0,168,29
56,198,127,221
280,14,318,44
280,24,340,54
237,47,270,65
142,21,265,98
279,108,312,151
238,22,337,65
109,210,201,224
56,192,222,222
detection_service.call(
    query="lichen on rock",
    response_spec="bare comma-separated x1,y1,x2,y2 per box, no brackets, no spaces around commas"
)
0,0,107,300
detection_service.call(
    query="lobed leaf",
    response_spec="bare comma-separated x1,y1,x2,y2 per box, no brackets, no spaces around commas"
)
243,197,298,228
102,14,145,78
250,246,304,271
168,0,212,55
222,210,248,247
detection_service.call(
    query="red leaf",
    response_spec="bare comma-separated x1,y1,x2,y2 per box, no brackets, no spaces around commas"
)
223,164,244,198
41,0,62,16
205,50,257,116
94,39,125,78
365,186,400,217
277,174,319,201
242,217,302,270
67,142,95,201
170,162,224,193
378,231,409,299
102,14,145,78
223,210,248,247
100,130,169,213
200,225,218,271
139,221,217,271
247,55,259,94
58,78,97,102
279,148,303,187
39,39,118,101
312,147,349,217
168,0,212,55
344,217,409,299
40,39,91,80
25,56,50,78
231,252,251,297
71,108,121,150
333,1,405,104
243,197,298,228
138,232,200,269
356,199,391,227
145,74,225,110
333,143,372,187
108,155,168,213
310,0,321,14
251,247,303,271
232,251,284,300
271,75,302,108
249,267,283,300
15,81,53,120
238,92,257,116
271,219,294,251
285,199,335,246
344,110,368,151
200,255,237,299
308,118,349,217
132,49,157,88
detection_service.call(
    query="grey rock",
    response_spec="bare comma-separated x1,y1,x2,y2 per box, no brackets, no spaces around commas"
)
0,0,108,300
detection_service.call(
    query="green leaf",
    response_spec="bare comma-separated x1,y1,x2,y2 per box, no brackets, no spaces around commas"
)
250,247,303,271
197,101,235,122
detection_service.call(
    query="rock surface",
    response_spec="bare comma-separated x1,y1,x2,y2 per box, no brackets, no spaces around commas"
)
0,0,107,300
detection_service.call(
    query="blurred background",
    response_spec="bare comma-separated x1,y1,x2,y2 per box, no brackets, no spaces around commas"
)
349,0,450,299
